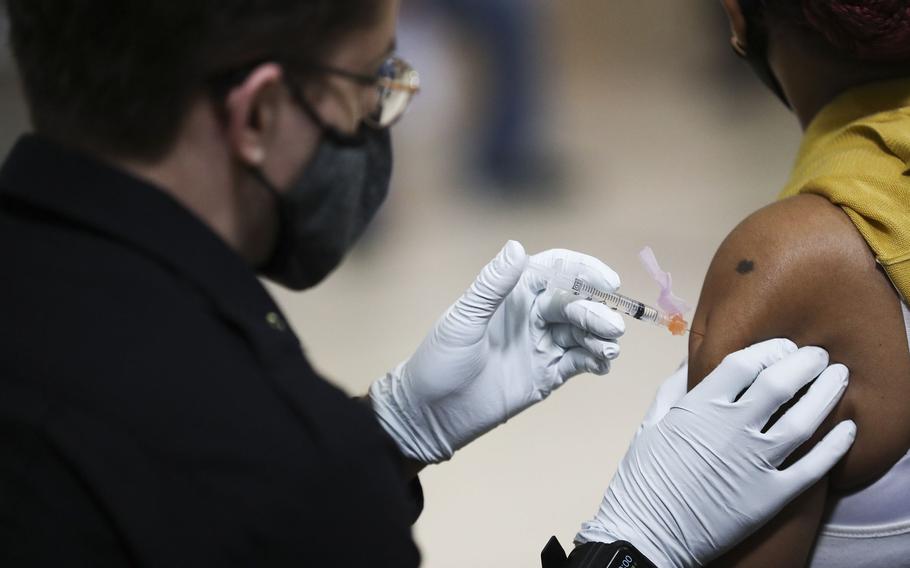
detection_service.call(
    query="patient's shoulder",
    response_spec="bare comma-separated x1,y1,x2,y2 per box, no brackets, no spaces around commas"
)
690,194,878,368
696,194,874,313
689,193,910,490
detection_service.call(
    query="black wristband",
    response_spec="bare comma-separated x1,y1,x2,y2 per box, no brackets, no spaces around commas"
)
569,541,658,568
541,537,658,568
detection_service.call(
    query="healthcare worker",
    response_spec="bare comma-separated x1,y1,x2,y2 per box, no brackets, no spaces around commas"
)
0,1,856,567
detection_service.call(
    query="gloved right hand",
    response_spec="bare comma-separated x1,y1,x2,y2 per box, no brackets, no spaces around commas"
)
576,339,856,567
370,242,624,465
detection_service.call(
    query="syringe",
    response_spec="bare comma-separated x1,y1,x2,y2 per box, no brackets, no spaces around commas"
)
529,261,691,336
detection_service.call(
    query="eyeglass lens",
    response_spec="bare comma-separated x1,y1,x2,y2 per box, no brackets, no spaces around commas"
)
369,57,420,128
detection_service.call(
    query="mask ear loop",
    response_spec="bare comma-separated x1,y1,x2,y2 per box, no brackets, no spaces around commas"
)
204,62,291,198
230,61,376,246
246,164,295,272
734,0,792,109
248,167,282,200
247,65,366,199
280,68,369,147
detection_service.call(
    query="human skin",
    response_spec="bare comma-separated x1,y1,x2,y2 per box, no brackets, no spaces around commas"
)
684,3,910,566
120,0,401,266
688,194,910,566
126,0,420,478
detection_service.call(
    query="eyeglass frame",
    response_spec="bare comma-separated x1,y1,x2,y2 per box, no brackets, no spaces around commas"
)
207,55,420,132
301,55,421,129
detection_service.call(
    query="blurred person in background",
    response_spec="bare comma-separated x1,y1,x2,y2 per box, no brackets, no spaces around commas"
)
416,0,561,197
682,1,910,565
0,1,860,566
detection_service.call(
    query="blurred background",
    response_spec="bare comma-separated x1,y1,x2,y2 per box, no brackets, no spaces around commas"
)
0,1,802,567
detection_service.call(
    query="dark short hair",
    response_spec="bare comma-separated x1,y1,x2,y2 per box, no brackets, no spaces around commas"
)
765,0,910,62
6,1,379,160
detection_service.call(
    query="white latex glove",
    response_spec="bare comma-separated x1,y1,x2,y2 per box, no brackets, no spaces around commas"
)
576,339,857,568
636,359,689,437
370,241,626,464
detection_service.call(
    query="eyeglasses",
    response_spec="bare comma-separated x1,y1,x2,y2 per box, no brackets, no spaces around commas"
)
302,55,421,129
209,55,421,131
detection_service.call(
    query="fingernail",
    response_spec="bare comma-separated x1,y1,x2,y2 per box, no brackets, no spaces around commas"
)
831,364,849,385
803,345,827,356
503,240,525,262
799,346,829,364
845,419,858,440
777,338,798,353
610,314,626,336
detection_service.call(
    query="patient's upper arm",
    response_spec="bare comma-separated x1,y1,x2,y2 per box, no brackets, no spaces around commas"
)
689,194,910,488
688,194,910,565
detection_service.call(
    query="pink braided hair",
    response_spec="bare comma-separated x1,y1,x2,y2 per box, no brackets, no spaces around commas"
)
802,0,910,60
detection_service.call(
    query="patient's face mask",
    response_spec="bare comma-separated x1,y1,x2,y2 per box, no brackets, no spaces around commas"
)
734,0,791,108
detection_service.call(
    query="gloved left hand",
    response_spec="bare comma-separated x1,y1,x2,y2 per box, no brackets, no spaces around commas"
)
370,241,626,464
576,341,856,567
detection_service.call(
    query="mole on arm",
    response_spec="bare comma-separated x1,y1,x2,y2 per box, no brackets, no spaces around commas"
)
736,260,755,275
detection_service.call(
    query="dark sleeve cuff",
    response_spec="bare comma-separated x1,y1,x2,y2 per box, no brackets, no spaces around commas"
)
357,395,425,524
406,476,424,525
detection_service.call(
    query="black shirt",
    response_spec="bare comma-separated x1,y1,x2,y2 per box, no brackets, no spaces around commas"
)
0,136,422,567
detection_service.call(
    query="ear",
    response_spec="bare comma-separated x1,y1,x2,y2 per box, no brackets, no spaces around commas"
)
223,63,286,168
722,0,749,54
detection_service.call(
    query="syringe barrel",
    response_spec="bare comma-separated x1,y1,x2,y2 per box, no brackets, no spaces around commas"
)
529,261,676,327
602,291,664,324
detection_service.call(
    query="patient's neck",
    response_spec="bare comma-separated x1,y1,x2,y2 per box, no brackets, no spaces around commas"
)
770,29,910,130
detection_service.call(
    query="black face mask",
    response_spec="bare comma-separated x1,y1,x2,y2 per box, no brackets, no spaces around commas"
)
736,0,791,108
253,125,393,291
